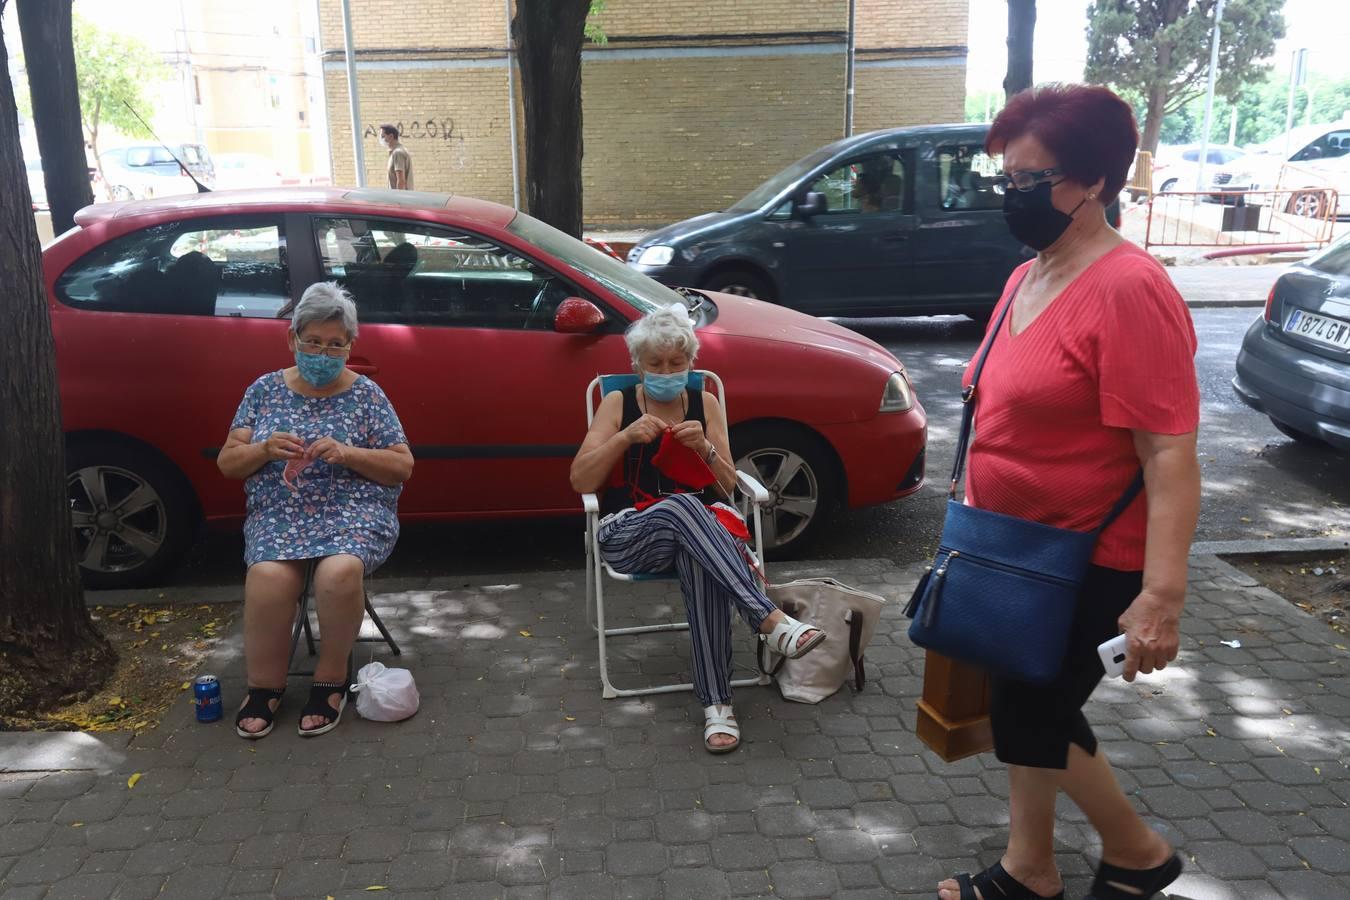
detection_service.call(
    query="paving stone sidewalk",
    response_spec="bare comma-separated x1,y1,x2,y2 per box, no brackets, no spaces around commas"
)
1,555,1348,900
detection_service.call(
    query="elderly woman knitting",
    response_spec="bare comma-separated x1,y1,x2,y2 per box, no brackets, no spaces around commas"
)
217,282,413,739
570,304,826,753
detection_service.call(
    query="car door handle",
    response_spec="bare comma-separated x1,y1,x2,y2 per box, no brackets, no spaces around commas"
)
880,232,909,243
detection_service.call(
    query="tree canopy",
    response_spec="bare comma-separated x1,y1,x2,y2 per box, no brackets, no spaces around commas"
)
68,13,168,156
1085,0,1286,153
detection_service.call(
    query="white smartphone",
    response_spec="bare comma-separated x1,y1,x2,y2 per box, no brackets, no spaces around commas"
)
1097,634,1129,678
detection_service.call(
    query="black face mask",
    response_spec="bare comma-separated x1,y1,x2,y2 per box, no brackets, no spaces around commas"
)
1002,180,1086,251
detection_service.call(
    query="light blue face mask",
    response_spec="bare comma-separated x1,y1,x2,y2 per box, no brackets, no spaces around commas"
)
643,369,689,402
295,350,346,387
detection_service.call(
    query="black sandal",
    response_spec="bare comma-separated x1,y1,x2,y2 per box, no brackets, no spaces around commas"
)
234,686,285,739
1087,853,1183,900
297,679,349,737
952,861,1064,900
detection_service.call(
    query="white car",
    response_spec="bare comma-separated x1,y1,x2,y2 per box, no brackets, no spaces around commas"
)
1277,155,1350,218
97,157,198,202
1210,123,1350,195
1151,143,1245,193
212,153,285,190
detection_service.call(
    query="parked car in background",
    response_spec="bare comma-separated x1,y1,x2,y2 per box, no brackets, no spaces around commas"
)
24,155,47,211
98,151,199,201
1151,143,1245,193
99,142,215,196
1275,154,1350,219
1210,123,1350,195
627,123,1121,322
1233,233,1350,451
212,153,285,190
43,188,928,587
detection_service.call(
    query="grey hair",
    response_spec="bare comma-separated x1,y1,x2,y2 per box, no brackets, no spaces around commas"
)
625,303,698,368
291,281,359,341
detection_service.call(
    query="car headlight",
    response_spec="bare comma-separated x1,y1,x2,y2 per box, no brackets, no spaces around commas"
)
880,371,914,413
637,245,675,266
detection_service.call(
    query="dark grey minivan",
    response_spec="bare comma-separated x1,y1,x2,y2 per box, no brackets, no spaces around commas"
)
1233,235,1350,451
629,124,1045,320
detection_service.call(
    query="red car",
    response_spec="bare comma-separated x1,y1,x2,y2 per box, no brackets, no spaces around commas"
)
43,188,928,587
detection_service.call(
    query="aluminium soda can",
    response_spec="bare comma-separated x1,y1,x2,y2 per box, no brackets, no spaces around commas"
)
193,674,222,723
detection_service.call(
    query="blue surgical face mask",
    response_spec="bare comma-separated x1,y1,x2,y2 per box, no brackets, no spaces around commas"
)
643,369,689,402
295,350,346,387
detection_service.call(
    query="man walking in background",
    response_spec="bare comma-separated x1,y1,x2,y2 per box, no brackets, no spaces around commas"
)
380,124,414,190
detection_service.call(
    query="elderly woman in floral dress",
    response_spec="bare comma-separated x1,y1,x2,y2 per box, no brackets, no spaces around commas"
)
217,282,413,739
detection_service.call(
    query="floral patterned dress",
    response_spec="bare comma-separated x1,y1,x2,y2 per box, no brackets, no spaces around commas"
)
230,371,408,572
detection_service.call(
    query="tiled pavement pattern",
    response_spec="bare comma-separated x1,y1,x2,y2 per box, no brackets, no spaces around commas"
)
1,555,1347,900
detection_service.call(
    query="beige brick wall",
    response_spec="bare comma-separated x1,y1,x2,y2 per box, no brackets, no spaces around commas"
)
854,65,967,133
318,0,505,51
581,52,847,224
315,0,969,225
592,0,847,37
856,0,968,48
325,65,516,203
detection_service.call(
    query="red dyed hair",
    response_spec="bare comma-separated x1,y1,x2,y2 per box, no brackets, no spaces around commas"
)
986,83,1139,199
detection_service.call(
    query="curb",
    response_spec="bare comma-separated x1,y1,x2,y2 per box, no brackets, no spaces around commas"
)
1184,299,1265,309
1190,536,1349,557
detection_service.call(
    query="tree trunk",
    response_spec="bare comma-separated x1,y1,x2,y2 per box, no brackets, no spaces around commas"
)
512,0,590,238
0,15,115,719
15,0,93,235
1139,82,1168,156
1003,0,1036,100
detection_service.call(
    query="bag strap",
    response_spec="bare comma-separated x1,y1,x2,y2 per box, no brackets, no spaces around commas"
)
1095,469,1145,534
847,611,866,692
948,270,1029,497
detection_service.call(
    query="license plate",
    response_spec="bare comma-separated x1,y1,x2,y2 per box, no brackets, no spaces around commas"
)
1283,308,1350,352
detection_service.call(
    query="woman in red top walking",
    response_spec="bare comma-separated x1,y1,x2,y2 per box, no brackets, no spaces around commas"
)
936,85,1201,900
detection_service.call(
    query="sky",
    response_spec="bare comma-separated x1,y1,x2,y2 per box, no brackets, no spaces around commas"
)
966,0,1350,94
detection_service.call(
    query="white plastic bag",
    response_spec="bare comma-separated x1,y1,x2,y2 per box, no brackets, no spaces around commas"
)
351,661,419,722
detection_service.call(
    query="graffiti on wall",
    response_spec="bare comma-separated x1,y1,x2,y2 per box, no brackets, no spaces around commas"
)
363,119,467,142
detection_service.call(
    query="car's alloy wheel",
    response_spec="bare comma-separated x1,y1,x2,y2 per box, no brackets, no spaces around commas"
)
1290,191,1325,218
66,443,196,588
69,465,168,576
1159,178,1178,193
733,426,836,557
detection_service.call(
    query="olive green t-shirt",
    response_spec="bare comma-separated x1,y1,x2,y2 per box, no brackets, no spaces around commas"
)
387,144,413,190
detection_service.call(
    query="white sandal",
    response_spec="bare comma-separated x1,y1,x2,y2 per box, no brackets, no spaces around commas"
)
703,704,740,754
760,613,827,659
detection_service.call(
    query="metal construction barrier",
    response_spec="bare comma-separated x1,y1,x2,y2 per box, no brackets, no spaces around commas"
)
1144,187,1339,251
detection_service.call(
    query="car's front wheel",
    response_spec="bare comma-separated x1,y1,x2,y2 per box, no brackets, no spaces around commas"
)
1287,191,1326,218
1159,178,1178,193
67,442,197,588
701,268,775,302
733,424,838,559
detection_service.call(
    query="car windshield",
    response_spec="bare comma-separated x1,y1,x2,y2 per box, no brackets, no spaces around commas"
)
506,213,686,314
727,145,836,212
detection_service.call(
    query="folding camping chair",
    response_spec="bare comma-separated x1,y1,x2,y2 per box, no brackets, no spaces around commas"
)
288,559,401,677
581,371,774,698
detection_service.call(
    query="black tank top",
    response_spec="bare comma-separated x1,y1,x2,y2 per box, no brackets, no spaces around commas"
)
600,386,716,517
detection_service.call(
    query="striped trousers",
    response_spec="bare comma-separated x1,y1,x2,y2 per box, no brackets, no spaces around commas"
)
597,493,777,706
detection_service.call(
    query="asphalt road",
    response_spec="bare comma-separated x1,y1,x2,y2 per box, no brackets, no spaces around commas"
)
157,264,1348,589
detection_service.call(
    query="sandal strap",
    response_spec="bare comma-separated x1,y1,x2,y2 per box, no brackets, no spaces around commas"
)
763,614,810,654
1089,854,1182,900
702,704,739,739
300,680,349,723
235,686,284,726
953,862,1064,900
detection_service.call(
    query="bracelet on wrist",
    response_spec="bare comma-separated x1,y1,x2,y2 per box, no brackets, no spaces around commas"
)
704,444,717,464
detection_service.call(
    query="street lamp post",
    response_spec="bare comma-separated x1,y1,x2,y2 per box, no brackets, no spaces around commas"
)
1195,0,1226,192
340,0,366,187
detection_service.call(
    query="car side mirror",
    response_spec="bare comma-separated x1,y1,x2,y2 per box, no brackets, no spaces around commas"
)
554,297,606,334
797,191,827,218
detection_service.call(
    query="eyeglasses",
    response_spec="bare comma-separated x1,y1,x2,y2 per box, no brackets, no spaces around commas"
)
295,339,352,359
991,167,1064,195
